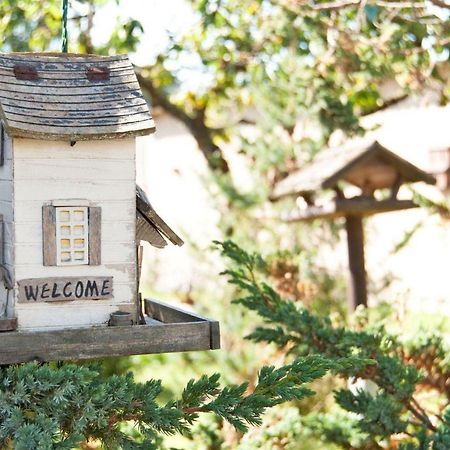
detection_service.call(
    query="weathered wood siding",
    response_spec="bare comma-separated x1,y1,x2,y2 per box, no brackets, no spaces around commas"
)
0,130,14,317
13,138,136,330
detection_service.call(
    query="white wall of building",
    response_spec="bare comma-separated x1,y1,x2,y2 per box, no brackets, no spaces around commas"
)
13,138,137,330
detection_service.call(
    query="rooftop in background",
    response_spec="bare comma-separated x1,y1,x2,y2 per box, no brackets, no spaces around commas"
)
0,53,155,141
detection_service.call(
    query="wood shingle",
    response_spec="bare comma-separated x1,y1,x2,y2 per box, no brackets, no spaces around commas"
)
0,53,155,140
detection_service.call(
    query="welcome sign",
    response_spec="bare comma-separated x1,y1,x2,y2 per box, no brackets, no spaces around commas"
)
17,277,113,303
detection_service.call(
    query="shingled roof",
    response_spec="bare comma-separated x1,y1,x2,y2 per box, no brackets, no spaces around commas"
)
272,140,435,200
0,53,155,140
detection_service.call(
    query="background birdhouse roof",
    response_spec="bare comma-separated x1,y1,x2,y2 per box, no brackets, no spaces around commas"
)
0,53,155,140
271,140,436,200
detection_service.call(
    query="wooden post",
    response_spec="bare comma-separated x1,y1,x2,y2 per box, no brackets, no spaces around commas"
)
136,245,144,324
345,215,367,310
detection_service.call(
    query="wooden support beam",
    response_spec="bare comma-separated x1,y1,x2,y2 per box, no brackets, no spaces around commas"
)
390,173,403,199
345,215,367,311
283,198,417,222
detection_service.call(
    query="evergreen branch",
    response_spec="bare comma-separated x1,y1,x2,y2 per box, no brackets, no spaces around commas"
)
0,354,333,447
217,240,450,446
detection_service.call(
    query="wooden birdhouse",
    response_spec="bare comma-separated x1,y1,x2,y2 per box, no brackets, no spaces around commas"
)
271,140,435,310
0,53,219,364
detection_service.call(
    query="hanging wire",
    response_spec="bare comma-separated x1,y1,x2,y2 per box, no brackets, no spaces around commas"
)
61,0,69,53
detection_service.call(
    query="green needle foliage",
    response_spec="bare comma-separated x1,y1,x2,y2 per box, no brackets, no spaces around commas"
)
217,240,450,450
0,355,345,449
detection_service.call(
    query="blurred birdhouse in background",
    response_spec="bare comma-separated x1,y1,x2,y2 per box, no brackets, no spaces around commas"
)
271,139,435,311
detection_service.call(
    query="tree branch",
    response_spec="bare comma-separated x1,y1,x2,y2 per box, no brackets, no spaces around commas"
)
428,0,450,9
135,71,229,174
285,0,433,11
309,0,360,11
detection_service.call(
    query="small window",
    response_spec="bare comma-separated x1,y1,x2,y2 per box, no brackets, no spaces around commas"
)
43,205,101,266
55,207,89,266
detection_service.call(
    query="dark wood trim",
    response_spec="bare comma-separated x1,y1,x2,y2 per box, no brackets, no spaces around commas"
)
0,215,3,265
284,198,418,222
136,189,184,247
390,173,403,199
42,205,57,266
209,321,221,350
0,122,4,166
88,206,101,265
136,212,167,248
145,299,221,350
145,298,208,323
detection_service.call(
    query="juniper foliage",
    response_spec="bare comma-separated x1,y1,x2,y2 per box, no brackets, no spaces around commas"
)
217,240,450,450
0,353,348,449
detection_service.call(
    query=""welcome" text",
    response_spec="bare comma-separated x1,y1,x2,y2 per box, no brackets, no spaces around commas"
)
17,277,113,302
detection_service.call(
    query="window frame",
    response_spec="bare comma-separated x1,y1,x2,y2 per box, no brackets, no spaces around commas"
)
42,204,101,267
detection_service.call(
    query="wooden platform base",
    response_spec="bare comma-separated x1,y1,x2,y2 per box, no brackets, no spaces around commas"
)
0,299,220,365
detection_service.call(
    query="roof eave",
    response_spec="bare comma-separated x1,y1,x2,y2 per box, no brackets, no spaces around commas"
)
4,122,156,141
374,143,436,185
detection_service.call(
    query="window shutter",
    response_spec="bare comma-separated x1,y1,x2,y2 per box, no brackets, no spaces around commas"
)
42,205,57,266
88,207,101,265
0,123,5,167
0,214,3,267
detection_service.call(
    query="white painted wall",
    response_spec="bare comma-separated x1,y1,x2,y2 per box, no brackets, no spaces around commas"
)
12,138,137,330
0,131,14,318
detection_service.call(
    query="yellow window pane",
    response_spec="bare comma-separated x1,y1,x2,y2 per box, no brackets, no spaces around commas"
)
61,252,71,262
74,239,84,249
60,226,70,236
59,210,70,222
74,251,85,261
60,239,70,249
73,210,85,222
73,225,84,236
